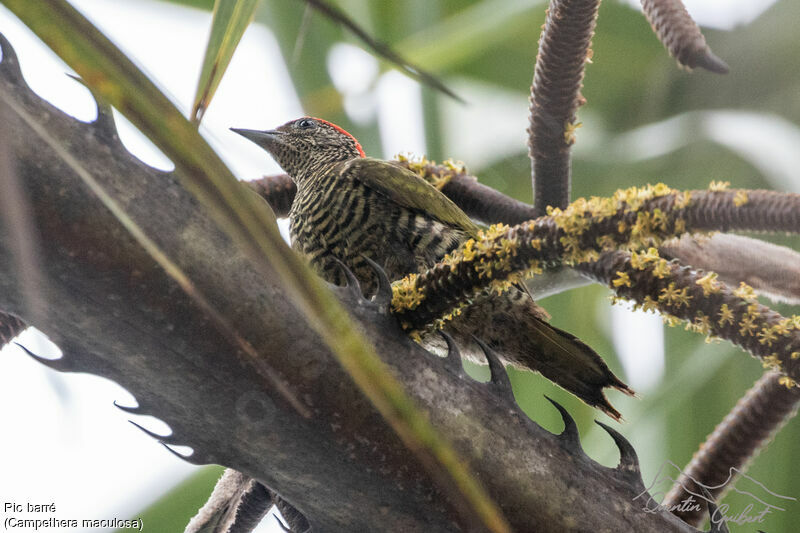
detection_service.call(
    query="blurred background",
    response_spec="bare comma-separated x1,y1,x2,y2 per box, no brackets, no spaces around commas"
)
0,0,798,531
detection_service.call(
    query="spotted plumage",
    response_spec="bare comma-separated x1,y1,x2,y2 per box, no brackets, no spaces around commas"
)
232,117,633,419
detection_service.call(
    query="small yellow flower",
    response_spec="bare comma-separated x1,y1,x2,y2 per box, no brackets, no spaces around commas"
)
758,327,778,347
577,249,600,263
564,121,583,145
708,180,730,191
528,259,544,276
739,316,758,337
461,239,476,261
779,376,796,388
560,235,581,258
773,319,792,336
391,274,425,312
695,272,721,296
475,259,493,278
652,259,672,279
642,296,659,313
596,234,617,250
762,354,780,370
733,282,758,302
717,304,735,326
651,209,668,231
733,190,749,207
659,282,692,308
613,271,632,288
674,191,692,209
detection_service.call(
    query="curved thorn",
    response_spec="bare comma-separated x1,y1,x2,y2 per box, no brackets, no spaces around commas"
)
438,331,464,375
159,442,201,464
64,73,118,137
112,400,140,414
14,342,73,372
331,256,362,299
0,32,23,82
595,421,641,477
701,485,729,533
544,396,582,448
273,515,292,533
361,255,391,308
472,336,513,396
128,419,172,442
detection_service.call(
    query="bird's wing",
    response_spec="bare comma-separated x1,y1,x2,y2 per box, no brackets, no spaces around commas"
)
340,157,479,236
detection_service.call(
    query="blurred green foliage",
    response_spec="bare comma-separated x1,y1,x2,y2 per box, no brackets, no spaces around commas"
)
131,466,224,532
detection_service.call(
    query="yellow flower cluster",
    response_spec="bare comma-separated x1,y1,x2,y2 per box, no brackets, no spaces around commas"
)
391,273,425,312
695,272,721,296
544,184,696,264
612,271,631,288
394,153,465,190
391,182,799,384
733,282,758,302
685,312,711,336
659,282,692,308
733,190,749,207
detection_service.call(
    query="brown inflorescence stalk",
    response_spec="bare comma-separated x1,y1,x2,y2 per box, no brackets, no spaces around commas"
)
0,311,26,346
528,0,600,216
247,174,295,218
640,0,729,73
661,371,800,526
248,166,800,237
580,250,800,384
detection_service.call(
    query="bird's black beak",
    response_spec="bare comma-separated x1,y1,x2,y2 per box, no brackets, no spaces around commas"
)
230,128,284,152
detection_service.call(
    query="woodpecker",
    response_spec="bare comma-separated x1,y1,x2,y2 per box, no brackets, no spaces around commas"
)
232,117,632,419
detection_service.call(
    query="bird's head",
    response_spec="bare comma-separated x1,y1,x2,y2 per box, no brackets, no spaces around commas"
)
232,117,365,181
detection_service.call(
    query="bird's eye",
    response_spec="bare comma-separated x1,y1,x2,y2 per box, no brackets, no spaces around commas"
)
296,118,315,129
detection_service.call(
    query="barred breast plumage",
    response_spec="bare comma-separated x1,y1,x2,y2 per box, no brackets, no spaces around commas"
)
290,167,468,294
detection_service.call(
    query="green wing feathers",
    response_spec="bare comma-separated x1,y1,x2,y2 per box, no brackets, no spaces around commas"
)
342,158,479,236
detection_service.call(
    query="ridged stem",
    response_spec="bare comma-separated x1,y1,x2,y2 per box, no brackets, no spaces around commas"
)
660,371,800,526
528,0,600,215
640,0,729,73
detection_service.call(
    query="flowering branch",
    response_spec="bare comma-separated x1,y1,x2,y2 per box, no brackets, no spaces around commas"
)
390,185,798,323
581,250,800,384
391,188,800,386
